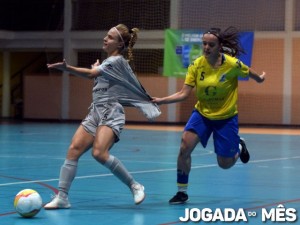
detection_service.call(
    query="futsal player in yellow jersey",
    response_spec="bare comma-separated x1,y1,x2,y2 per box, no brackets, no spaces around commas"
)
186,53,249,120
152,27,266,204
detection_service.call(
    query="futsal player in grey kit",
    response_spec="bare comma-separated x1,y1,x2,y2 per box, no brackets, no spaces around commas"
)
44,24,160,209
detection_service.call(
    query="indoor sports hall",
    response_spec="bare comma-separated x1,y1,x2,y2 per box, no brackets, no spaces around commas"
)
1,1,300,225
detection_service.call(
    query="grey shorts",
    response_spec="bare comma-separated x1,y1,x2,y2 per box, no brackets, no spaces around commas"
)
81,102,125,142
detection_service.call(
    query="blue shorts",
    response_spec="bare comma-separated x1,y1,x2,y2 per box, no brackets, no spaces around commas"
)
184,110,240,157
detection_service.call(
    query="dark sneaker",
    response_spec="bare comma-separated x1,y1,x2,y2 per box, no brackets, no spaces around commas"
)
239,138,250,163
169,192,189,204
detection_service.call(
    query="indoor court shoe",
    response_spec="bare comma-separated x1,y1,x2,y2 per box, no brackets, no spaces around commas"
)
169,192,189,204
131,183,145,205
44,195,71,209
239,138,250,163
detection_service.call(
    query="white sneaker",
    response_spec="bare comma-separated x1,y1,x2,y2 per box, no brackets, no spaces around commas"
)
44,195,71,210
131,183,145,205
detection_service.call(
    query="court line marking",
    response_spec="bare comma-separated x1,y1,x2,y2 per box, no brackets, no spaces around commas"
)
125,125,300,135
1,155,299,187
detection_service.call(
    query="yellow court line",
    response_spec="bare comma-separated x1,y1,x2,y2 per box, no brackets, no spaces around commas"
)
125,124,300,135
239,127,300,135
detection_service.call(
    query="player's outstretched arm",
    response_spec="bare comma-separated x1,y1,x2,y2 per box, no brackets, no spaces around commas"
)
152,84,193,105
249,68,266,83
47,59,99,79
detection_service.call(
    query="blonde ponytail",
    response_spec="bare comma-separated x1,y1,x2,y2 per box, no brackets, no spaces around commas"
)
127,28,139,62
115,24,139,71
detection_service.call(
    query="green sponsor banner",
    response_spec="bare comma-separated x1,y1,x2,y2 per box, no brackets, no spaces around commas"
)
163,29,254,78
163,29,203,77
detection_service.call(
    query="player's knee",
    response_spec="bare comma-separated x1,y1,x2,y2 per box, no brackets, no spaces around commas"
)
179,139,193,158
67,144,84,160
218,162,233,169
92,148,108,164
217,156,235,169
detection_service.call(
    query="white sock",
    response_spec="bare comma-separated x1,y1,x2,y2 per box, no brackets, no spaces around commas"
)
58,159,78,198
104,155,135,188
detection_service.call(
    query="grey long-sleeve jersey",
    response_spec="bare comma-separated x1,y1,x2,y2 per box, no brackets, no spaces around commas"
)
94,55,161,121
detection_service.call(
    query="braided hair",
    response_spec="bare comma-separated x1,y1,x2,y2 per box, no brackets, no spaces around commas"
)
114,24,139,71
204,26,246,57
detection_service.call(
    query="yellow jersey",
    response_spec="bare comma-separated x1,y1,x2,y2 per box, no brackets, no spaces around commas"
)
184,54,249,120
